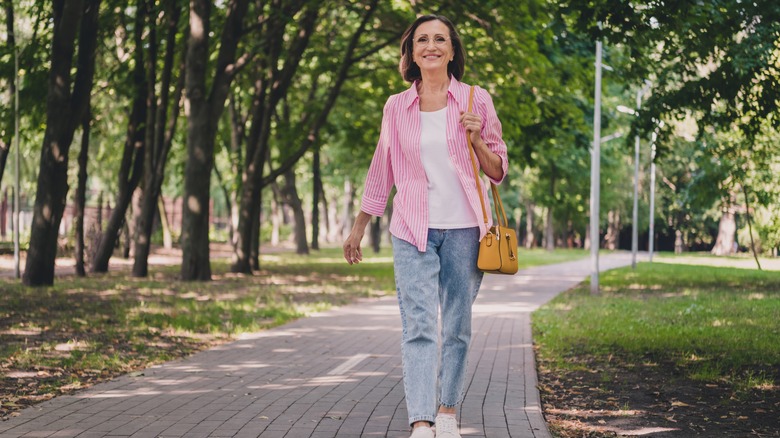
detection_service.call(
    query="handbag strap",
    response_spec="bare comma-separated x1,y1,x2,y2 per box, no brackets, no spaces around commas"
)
466,86,509,229
466,86,489,227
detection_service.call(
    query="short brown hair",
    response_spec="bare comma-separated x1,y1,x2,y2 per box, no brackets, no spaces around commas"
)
399,15,466,83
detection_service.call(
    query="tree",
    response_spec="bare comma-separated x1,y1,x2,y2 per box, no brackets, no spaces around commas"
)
0,0,17,185
573,0,780,256
232,0,397,272
23,0,101,286
132,0,184,277
181,0,250,281
73,112,91,276
91,0,148,273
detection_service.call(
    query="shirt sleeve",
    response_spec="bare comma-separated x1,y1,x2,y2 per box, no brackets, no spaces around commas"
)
360,95,397,216
475,86,508,185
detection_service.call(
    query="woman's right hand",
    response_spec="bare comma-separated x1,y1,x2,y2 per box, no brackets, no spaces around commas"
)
343,229,364,265
343,211,373,265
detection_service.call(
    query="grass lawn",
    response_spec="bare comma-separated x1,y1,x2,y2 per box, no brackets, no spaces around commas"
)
533,262,780,437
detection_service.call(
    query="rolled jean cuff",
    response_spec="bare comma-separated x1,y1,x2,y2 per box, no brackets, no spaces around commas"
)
408,415,436,426
439,401,460,409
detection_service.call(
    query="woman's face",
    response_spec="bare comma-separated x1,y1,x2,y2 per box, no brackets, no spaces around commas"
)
412,20,453,77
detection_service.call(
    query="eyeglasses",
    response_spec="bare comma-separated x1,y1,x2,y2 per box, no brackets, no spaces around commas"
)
413,34,450,46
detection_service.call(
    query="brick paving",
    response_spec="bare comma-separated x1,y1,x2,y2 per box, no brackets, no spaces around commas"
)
0,253,635,438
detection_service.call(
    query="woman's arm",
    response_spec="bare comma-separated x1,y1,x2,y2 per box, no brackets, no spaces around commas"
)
343,210,373,265
460,86,508,184
471,138,503,181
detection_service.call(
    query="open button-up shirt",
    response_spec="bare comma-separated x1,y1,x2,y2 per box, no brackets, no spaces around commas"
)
360,76,508,252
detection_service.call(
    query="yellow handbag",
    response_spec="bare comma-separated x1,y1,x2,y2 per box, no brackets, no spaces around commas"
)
465,86,519,275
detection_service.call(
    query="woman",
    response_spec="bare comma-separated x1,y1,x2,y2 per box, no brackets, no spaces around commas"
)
343,14,507,438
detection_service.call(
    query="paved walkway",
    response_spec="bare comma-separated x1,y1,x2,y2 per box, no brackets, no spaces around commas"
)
0,253,636,438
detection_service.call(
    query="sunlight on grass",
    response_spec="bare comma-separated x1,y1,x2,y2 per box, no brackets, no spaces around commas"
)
533,262,780,390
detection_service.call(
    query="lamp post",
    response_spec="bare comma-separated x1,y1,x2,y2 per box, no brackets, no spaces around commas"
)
649,131,656,263
616,81,651,269
590,37,603,295
648,121,664,262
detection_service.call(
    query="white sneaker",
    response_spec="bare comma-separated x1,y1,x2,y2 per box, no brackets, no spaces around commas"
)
410,425,435,438
434,414,460,438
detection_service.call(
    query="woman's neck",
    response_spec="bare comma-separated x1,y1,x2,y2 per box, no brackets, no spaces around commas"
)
417,72,450,95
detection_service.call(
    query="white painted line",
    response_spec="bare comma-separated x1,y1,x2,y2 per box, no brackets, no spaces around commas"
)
327,353,371,375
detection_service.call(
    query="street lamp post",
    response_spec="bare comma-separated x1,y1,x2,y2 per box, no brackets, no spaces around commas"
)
649,131,656,262
648,122,663,262
590,37,603,295
631,82,651,269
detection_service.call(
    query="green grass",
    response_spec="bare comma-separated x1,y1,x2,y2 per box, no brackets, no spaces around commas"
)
533,262,780,387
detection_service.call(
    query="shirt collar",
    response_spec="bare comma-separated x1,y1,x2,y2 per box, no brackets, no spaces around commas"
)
400,75,468,109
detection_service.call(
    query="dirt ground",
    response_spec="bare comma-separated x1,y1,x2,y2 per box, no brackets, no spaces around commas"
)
537,353,779,437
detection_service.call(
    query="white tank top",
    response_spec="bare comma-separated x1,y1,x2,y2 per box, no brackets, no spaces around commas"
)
419,107,479,229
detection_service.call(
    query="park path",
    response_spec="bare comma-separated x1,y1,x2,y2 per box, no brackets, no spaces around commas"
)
0,253,636,438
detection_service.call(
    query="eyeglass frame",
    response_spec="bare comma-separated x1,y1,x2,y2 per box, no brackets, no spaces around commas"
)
413,34,451,47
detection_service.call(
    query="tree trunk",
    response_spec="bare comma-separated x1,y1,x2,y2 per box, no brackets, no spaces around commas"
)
674,229,684,254
0,0,16,185
158,196,172,249
92,0,147,273
544,206,555,251
370,216,381,253
227,94,244,250
742,184,762,270
327,188,339,243
122,217,131,258
604,210,621,250
133,3,184,277
525,201,535,249
342,179,356,241
281,168,308,255
74,112,91,277
250,188,262,270
311,148,322,250
232,3,319,273
271,190,280,247
96,191,103,230
233,0,386,272
711,207,736,256
23,0,101,286
181,0,249,281
1,189,7,239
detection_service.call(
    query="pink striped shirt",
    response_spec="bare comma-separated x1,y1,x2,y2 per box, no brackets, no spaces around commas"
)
360,76,508,252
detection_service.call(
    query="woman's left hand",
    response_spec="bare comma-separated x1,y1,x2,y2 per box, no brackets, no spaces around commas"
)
459,111,483,147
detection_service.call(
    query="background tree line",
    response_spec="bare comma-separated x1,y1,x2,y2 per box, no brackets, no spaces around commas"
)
0,0,778,286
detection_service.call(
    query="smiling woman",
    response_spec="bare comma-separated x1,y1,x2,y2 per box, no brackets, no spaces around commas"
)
342,13,509,438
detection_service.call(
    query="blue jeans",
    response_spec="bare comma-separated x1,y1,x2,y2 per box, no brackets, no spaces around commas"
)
392,228,483,426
